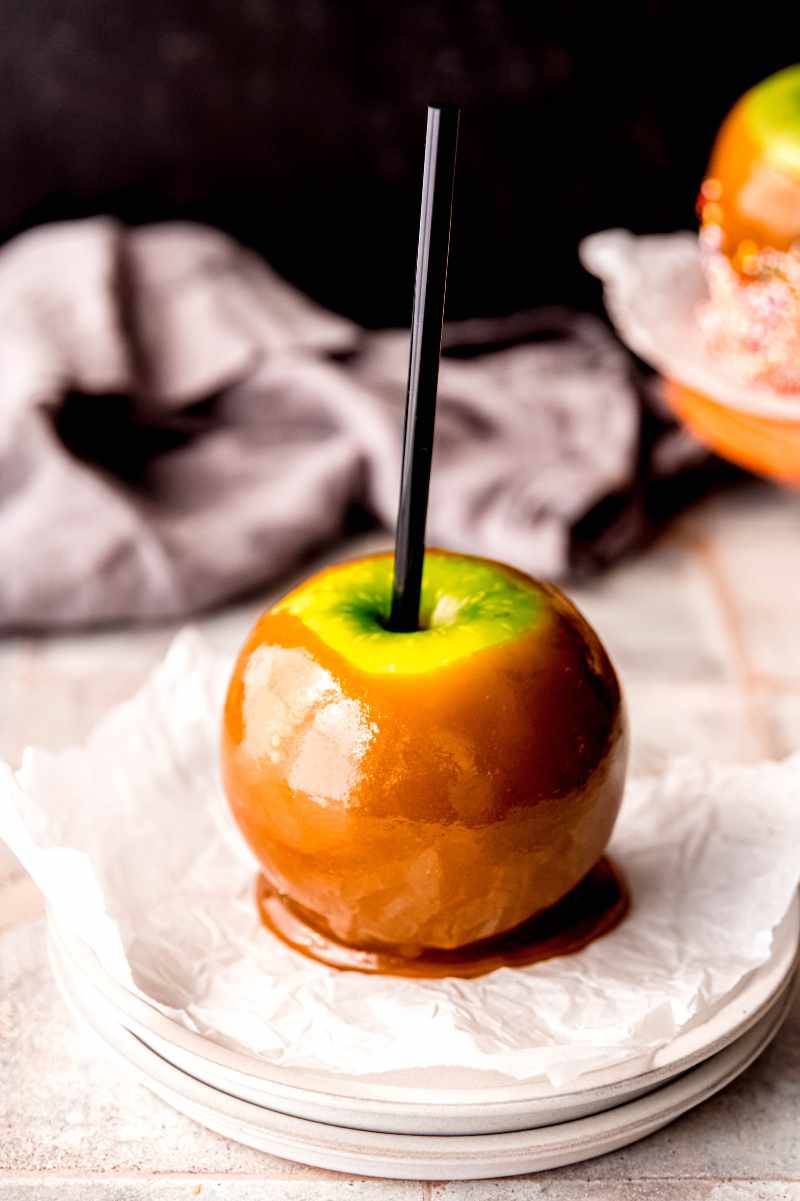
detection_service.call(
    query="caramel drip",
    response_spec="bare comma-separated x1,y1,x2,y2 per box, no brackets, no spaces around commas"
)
256,856,629,979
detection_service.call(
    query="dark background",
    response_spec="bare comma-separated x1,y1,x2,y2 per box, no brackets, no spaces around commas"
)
0,1,792,325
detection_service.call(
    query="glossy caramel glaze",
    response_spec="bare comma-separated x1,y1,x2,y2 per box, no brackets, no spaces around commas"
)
256,856,629,978
700,71,800,257
702,99,786,254
221,552,628,960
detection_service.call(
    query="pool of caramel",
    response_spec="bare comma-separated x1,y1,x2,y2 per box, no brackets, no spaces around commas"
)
256,856,629,979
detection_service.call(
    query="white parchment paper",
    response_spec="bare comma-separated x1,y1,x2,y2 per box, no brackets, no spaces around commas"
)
580,228,800,421
2,630,800,1086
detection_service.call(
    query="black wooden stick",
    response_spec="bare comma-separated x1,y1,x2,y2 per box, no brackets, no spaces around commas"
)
389,104,460,632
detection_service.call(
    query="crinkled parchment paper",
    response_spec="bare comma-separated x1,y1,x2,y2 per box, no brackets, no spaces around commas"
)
581,228,800,421
2,630,799,1086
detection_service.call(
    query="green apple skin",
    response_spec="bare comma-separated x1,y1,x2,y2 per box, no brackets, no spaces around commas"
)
746,65,800,177
276,550,545,674
222,549,628,956
704,64,800,255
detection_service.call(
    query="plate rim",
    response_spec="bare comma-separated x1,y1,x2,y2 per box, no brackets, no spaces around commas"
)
50,926,800,1136
51,941,797,1179
47,892,800,1115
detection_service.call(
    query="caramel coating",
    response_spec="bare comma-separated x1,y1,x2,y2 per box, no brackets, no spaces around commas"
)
221,554,628,958
255,856,629,978
700,68,800,257
702,99,786,253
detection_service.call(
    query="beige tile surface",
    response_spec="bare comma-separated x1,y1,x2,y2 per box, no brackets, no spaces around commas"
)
0,1186,420,1200
2,485,800,1197
433,1184,800,1200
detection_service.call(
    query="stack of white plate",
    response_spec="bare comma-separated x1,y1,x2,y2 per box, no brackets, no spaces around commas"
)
49,897,800,1180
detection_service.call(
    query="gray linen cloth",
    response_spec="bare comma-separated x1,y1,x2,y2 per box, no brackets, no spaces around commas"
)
0,219,716,629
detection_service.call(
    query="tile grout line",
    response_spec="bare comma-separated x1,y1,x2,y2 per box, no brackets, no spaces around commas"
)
746,669,800,689
1,1171,799,1183
685,531,780,759
0,873,42,932
0,1170,385,1181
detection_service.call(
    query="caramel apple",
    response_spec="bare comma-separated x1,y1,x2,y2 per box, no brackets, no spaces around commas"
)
699,64,800,260
665,66,800,481
221,550,628,975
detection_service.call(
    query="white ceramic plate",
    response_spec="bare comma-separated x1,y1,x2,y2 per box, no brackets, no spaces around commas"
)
52,938,796,1180
49,896,800,1136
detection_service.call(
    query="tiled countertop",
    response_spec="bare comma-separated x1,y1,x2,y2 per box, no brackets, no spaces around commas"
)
2,481,800,1199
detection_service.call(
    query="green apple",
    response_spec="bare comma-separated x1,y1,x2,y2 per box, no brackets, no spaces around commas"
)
276,550,545,674
747,65,800,177
222,548,628,965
